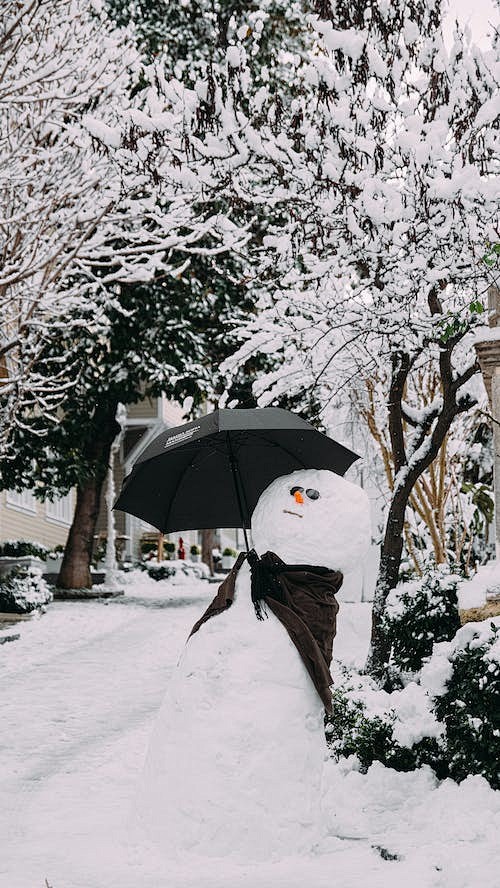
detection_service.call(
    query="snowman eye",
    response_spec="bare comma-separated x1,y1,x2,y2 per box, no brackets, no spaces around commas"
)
306,488,320,500
290,486,304,496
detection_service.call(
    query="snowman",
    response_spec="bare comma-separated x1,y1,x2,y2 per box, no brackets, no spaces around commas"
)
133,468,370,860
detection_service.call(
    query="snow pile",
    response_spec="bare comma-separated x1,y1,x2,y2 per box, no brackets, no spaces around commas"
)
1,580,499,887
322,759,500,886
458,560,500,609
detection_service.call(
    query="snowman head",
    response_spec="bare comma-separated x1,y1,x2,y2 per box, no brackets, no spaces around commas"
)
251,468,371,572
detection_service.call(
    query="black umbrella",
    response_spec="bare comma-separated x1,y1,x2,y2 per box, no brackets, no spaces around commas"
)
114,407,359,550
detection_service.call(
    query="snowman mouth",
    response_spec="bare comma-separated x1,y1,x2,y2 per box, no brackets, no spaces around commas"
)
283,509,303,518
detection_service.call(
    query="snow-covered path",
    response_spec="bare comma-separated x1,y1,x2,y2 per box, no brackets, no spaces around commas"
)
1,577,498,888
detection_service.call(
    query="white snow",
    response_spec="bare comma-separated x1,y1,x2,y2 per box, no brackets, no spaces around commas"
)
134,559,327,860
458,560,500,609
252,469,371,573
1,572,498,887
473,325,500,343
421,616,500,697
82,115,122,148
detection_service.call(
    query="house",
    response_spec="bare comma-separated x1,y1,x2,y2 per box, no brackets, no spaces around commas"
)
0,393,240,564
0,487,74,552
94,395,241,562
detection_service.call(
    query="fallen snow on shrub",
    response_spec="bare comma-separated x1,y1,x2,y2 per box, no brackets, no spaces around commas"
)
422,617,500,788
0,539,49,560
383,564,461,672
121,566,210,598
329,615,500,790
327,665,444,776
0,568,53,614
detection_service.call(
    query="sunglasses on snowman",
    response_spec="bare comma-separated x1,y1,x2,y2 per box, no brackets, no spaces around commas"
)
290,486,320,500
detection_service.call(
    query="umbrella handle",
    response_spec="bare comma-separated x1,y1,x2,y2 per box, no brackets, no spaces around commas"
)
226,433,250,553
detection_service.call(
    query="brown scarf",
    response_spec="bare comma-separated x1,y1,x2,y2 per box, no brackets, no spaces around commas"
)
189,551,343,713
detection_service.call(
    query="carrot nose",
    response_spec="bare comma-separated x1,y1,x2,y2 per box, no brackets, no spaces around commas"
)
294,490,304,504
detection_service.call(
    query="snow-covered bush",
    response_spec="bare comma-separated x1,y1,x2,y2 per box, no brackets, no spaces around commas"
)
146,563,176,582
328,617,500,790
422,620,500,789
0,540,49,560
0,568,53,614
383,565,461,673
326,671,446,778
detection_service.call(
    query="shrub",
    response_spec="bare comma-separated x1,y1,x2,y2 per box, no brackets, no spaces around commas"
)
190,544,201,555
325,678,446,778
383,564,461,672
327,619,500,791
0,539,49,560
0,568,53,614
223,547,237,558
165,541,176,557
146,563,175,581
424,621,500,789
140,539,158,556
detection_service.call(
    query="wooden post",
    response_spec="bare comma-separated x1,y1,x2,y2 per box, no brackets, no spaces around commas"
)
157,532,164,563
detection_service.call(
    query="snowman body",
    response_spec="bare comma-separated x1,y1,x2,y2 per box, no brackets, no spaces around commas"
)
134,469,370,860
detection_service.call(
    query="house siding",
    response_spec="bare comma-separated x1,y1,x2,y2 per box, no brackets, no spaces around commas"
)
127,398,159,420
0,491,73,550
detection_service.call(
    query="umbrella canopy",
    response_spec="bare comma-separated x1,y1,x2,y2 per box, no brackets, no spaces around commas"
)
114,408,359,544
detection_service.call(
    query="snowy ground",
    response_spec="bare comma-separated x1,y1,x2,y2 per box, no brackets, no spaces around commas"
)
1,573,498,888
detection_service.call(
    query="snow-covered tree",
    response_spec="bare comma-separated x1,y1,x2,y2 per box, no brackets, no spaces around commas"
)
0,0,135,456
27,2,498,634
356,369,493,576
208,2,499,677
1,0,254,589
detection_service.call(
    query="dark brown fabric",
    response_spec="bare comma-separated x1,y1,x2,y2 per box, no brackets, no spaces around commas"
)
189,551,247,637
188,551,342,713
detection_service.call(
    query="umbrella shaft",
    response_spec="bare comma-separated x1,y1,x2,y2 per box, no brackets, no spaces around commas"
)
226,433,250,552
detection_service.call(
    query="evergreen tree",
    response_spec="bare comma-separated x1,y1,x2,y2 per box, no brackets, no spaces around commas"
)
3,256,254,588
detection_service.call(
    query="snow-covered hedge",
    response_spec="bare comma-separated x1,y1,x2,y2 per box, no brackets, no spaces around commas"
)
383,565,461,672
326,670,446,778
0,568,53,614
0,540,49,561
328,616,500,790
146,563,176,582
422,619,500,790
145,560,210,582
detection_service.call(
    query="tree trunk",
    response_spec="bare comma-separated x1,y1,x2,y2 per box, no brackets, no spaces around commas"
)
365,397,476,679
57,477,106,589
365,488,408,679
201,528,215,576
57,404,120,590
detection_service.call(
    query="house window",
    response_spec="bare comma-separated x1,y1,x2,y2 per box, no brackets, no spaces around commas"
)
46,492,73,526
6,488,37,514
